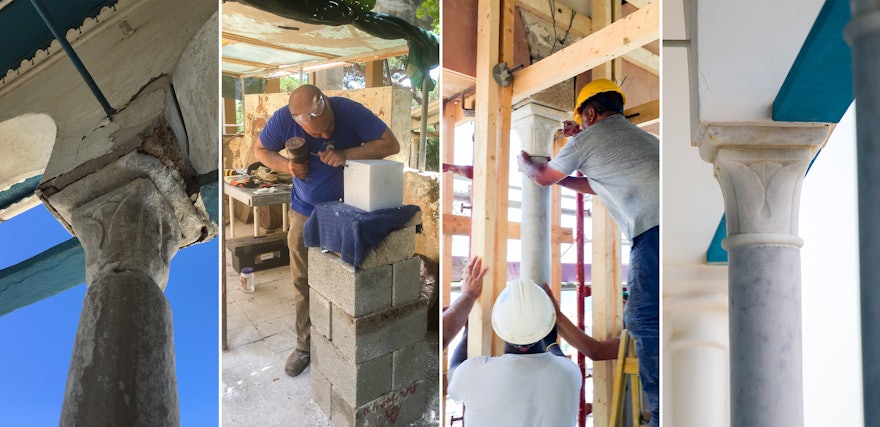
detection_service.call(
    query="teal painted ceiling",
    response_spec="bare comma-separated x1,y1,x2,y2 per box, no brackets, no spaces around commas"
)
0,0,117,80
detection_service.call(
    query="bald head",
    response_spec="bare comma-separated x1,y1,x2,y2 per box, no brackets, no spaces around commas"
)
288,84,334,139
289,84,322,114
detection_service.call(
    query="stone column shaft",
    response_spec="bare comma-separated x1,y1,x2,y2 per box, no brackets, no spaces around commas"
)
57,174,183,427
846,5,880,424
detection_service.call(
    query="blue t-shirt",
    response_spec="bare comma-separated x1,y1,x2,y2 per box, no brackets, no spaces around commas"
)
259,97,388,216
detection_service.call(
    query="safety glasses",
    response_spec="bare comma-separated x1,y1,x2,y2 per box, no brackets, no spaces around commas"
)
292,94,325,125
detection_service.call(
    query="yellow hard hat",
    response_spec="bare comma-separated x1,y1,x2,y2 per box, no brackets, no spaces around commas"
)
573,79,626,125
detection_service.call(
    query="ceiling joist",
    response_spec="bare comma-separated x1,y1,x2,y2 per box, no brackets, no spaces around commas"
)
625,0,653,9
511,1,659,104
221,32,336,59
515,0,658,76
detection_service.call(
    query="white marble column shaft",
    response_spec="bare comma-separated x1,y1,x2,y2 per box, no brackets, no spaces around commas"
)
512,103,567,283
664,269,729,427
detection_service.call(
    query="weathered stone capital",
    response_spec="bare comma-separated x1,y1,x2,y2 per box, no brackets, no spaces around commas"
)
72,177,180,289
46,151,215,288
695,124,829,249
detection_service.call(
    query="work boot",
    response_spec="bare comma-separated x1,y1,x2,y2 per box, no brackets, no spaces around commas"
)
285,350,310,377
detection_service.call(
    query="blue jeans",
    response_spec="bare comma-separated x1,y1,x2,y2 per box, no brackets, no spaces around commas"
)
624,226,659,426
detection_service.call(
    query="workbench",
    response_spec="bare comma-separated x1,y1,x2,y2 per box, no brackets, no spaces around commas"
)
224,179,291,238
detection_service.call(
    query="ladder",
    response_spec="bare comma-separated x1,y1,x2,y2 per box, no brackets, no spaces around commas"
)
609,330,650,426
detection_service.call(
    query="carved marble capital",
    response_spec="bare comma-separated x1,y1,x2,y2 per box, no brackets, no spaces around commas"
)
511,102,569,156
72,178,180,288
695,124,829,249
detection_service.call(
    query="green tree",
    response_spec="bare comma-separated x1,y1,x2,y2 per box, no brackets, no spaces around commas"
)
416,0,439,34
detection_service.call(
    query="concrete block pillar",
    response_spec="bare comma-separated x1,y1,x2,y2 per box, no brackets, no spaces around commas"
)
511,102,568,283
845,3,880,422
308,215,427,427
36,75,217,426
698,124,828,427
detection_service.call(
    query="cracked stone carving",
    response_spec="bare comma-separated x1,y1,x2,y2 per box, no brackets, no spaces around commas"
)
72,177,180,289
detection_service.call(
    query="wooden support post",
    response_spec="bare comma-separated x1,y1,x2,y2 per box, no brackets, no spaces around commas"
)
365,60,384,88
440,97,457,424
265,78,281,93
223,97,237,134
591,198,623,425
468,0,514,357
590,0,625,425
551,132,567,297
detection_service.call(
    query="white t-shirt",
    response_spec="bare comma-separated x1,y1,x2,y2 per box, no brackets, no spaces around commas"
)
447,353,582,427
548,114,659,239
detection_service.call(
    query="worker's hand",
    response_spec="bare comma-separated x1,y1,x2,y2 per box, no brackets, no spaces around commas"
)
461,256,488,299
288,160,308,179
318,147,347,167
540,282,561,314
517,150,532,173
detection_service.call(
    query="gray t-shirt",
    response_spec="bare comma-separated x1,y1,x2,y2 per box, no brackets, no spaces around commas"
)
548,114,659,239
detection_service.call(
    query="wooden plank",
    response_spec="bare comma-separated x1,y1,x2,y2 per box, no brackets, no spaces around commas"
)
626,0,653,8
591,197,623,426
515,0,592,38
365,60,384,88
515,0,658,77
444,214,574,243
626,99,660,127
590,0,623,423
245,45,410,78
223,98,237,132
511,1,659,104
441,68,476,99
551,131,566,296
265,78,281,93
624,47,660,76
222,32,336,59
222,56,277,70
439,97,458,424
467,0,514,358
467,0,500,358
411,99,442,120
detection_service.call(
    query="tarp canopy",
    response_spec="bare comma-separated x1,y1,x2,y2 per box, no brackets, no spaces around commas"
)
234,0,438,90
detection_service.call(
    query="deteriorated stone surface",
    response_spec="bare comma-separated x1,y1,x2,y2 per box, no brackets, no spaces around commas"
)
60,272,178,427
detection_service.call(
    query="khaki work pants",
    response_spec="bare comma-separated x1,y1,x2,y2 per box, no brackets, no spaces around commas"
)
287,209,310,353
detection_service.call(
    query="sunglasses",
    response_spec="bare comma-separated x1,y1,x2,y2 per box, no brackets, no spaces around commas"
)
292,94,325,125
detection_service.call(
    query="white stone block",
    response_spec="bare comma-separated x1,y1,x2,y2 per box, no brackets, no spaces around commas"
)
344,160,403,212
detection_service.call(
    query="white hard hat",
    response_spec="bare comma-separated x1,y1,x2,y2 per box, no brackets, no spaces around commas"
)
491,279,556,345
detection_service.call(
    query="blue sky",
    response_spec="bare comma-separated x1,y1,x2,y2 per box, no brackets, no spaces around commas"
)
0,204,218,426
